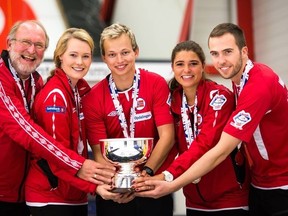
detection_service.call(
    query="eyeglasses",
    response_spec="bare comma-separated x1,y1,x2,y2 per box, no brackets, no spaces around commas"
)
11,38,46,51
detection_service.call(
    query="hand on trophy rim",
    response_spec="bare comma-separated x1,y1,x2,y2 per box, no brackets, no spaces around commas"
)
134,179,173,199
131,175,159,192
77,159,116,185
133,181,155,192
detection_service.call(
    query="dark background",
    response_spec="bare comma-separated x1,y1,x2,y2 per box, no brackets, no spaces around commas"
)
58,0,106,57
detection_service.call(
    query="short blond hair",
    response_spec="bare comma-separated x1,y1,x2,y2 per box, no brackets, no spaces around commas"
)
100,23,138,56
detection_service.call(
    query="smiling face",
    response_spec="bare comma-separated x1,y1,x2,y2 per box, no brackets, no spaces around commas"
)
59,38,92,86
208,33,248,84
102,34,139,79
172,50,204,91
7,22,46,79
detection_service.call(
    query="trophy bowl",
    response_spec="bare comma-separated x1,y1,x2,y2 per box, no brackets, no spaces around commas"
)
99,137,154,193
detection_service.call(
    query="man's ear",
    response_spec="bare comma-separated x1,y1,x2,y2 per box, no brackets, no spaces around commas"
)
242,46,249,57
7,39,12,51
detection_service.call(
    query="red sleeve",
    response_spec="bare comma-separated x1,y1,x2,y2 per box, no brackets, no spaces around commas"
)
35,90,71,147
0,75,84,175
63,173,97,194
152,75,173,126
224,77,271,143
167,88,235,178
35,88,96,192
49,165,97,193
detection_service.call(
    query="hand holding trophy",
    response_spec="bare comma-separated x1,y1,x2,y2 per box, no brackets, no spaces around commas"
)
100,138,153,193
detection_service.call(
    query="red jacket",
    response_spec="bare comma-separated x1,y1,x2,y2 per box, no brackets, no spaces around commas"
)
167,79,249,211
26,69,96,205
0,50,85,203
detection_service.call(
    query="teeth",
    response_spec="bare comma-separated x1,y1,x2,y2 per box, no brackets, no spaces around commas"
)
73,67,83,71
182,75,192,79
116,65,125,69
220,67,229,70
23,55,35,60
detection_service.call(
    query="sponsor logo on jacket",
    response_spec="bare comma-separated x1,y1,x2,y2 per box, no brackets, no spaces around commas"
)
46,106,66,113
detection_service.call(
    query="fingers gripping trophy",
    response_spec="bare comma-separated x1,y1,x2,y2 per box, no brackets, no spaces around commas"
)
100,138,153,193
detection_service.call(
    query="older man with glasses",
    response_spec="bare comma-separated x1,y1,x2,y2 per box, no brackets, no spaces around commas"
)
0,20,115,216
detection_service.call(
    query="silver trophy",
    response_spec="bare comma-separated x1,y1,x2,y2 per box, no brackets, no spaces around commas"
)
99,138,154,193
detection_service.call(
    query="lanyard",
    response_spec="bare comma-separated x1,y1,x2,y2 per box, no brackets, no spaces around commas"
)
109,69,140,138
181,91,198,148
233,59,254,103
69,79,84,154
9,59,35,113
232,60,254,153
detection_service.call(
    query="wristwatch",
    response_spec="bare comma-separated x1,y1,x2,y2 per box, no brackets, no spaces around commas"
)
143,166,154,176
162,171,173,182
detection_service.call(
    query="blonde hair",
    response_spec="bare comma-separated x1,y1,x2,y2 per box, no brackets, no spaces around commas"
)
100,23,138,56
54,28,94,68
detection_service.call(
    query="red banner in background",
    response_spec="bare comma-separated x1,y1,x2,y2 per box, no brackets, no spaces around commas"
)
0,0,37,50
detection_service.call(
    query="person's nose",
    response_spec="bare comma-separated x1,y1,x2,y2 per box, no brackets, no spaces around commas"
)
116,54,123,63
183,64,191,73
76,56,83,65
26,44,37,53
217,54,227,65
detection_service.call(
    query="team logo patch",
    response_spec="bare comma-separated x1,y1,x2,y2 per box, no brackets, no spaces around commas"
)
230,110,251,130
134,111,152,122
209,94,227,110
46,106,65,113
136,98,146,110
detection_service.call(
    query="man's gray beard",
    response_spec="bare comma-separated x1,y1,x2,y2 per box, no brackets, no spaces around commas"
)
9,50,40,77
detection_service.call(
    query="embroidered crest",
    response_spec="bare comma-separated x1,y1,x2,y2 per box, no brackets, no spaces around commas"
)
136,98,146,110
46,106,65,113
209,94,227,110
230,110,251,130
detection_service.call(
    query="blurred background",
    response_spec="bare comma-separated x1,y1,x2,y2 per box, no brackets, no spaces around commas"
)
1,0,288,215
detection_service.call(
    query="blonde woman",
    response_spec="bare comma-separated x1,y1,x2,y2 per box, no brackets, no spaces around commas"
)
25,28,117,216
